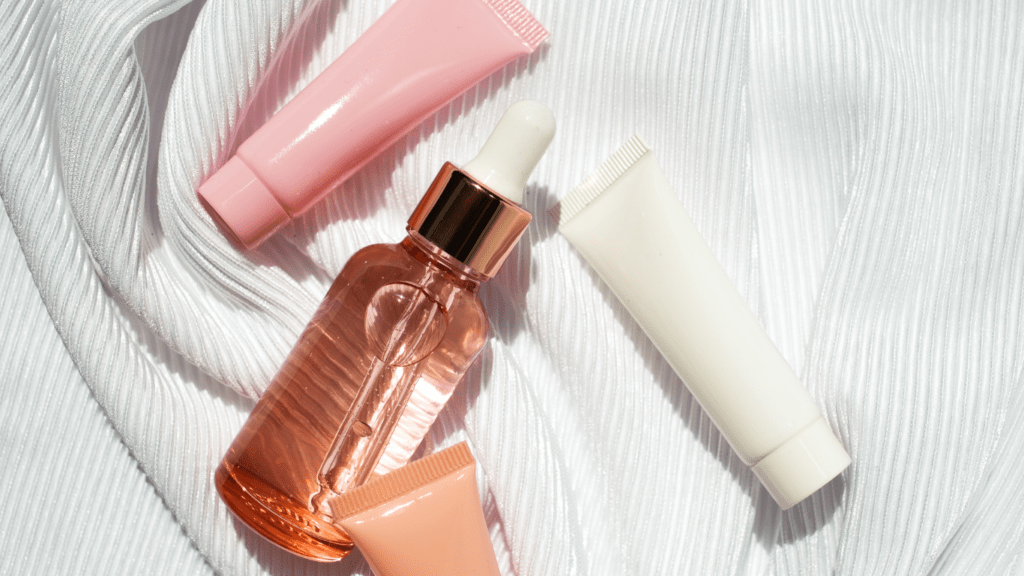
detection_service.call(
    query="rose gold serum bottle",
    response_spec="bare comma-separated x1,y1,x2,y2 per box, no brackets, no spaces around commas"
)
215,101,555,561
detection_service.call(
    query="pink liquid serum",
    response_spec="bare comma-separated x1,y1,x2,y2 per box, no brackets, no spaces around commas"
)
215,101,556,561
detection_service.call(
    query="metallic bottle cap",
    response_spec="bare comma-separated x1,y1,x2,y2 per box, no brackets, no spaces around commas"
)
408,163,532,279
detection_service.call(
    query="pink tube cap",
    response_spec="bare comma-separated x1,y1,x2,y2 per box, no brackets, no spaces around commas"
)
198,156,289,249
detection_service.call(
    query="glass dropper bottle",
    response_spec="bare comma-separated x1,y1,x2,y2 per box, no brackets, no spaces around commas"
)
215,101,556,562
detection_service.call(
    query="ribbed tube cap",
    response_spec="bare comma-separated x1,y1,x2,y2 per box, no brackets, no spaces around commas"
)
751,418,851,509
198,156,289,250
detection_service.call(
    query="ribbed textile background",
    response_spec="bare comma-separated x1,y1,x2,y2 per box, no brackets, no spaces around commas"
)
1,0,1023,574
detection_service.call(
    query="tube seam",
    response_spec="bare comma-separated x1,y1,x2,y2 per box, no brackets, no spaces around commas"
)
557,134,650,227
485,0,549,50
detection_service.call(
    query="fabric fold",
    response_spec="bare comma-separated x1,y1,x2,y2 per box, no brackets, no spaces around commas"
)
3,0,1024,574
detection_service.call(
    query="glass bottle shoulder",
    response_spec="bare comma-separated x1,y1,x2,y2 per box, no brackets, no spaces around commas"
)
325,240,488,326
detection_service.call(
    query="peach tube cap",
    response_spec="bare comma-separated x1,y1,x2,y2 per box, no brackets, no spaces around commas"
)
334,442,499,576
198,157,289,248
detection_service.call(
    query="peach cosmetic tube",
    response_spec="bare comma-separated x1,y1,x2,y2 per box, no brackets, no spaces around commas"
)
557,136,851,509
199,0,547,250
332,442,499,576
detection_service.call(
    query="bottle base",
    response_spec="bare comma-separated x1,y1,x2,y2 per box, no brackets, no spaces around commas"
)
214,462,353,562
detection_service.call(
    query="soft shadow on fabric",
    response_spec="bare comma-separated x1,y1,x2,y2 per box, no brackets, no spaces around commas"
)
478,183,551,346
136,0,207,242
235,512,371,576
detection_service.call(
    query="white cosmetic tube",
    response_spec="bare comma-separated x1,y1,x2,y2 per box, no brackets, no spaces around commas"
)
557,136,850,509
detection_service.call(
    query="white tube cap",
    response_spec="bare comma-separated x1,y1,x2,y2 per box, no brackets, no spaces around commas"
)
751,418,851,509
462,100,556,204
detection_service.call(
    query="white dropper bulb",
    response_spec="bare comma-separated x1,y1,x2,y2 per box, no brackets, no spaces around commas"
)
462,100,556,204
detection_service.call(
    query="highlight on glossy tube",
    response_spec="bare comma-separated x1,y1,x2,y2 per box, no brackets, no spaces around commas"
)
557,135,851,509
333,442,500,576
198,0,548,249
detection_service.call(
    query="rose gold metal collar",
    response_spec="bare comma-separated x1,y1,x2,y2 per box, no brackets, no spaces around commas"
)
408,163,531,278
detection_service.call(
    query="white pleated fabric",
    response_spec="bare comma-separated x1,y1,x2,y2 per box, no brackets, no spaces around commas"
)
2,0,1023,573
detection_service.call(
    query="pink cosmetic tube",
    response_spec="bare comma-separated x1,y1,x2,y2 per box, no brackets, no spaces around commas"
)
199,0,547,250
332,442,499,576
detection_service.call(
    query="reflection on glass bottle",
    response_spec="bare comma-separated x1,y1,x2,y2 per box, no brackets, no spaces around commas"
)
215,101,556,562
216,236,488,560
